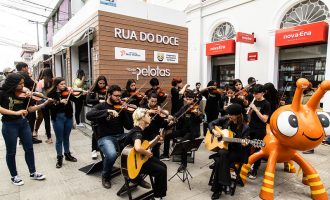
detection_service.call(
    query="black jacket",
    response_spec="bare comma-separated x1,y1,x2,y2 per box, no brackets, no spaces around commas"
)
86,102,133,141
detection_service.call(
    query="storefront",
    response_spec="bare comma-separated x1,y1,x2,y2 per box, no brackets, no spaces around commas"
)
186,0,330,110
276,21,328,103
206,39,236,86
51,0,187,123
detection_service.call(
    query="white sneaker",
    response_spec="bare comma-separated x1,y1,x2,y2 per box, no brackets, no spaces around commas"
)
76,123,85,128
11,176,24,186
91,150,98,160
30,172,46,180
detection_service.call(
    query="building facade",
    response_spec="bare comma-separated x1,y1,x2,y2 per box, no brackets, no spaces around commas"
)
185,0,330,111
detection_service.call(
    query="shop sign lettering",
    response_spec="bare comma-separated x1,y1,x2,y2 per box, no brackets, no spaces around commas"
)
115,28,179,46
127,66,171,80
283,31,312,39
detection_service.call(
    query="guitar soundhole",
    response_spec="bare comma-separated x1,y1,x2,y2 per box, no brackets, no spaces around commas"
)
134,154,138,169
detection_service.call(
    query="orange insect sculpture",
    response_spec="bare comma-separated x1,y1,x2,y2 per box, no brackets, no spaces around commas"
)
240,78,329,200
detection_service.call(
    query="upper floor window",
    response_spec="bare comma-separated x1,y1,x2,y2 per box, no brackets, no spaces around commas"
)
211,22,236,42
281,0,330,28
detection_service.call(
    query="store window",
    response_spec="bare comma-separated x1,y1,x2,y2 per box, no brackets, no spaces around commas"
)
211,22,236,42
278,44,327,103
281,0,330,28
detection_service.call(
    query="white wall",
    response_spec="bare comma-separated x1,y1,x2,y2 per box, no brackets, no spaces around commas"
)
71,0,86,17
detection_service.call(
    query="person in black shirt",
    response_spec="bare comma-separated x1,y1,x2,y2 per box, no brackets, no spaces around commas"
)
86,75,108,160
263,83,280,123
208,104,249,199
201,81,223,135
222,86,247,114
86,85,133,189
170,77,184,115
126,108,167,200
161,90,203,171
142,92,173,158
47,78,79,169
144,78,167,106
193,82,203,104
246,84,270,179
122,79,144,107
16,62,41,144
0,73,49,186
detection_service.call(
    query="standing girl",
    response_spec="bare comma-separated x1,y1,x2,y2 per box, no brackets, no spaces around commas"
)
0,73,49,185
47,77,78,168
34,68,54,143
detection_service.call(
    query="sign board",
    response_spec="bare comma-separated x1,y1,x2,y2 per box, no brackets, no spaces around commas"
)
248,52,258,61
154,51,178,63
115,47,145,61
236,32,255,44
206,40,235,56
275,21,328,47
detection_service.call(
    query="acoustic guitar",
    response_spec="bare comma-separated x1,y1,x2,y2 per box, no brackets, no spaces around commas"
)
121,133,162,179
205,126,265,151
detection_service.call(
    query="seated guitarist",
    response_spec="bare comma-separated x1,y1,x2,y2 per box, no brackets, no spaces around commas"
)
208,104,249,200
126,108,167,200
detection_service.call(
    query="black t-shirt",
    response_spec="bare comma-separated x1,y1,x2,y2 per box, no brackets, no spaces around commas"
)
201,90,222,114
0,91,29,122
126,126,144,146
249,99,271,129
47,91,75,120
86,90,107,106
171,87,183,115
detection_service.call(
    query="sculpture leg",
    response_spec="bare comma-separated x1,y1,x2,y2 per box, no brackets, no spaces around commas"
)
259,152,277,200
283,160,296,173
240,150,265,185
292,153,328,200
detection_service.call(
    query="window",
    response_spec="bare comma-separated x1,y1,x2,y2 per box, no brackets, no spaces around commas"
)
280,0,329,28
211,22,236,42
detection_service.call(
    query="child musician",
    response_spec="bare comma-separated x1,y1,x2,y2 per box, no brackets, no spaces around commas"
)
208,104,249,199
161,90,203,171
126,108,167,200
246,84,271,179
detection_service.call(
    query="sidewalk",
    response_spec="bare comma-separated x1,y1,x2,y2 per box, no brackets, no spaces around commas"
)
0,123,329,200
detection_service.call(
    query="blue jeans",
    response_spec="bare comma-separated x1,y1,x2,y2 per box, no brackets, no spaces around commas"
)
52,113,73,156
97,135,121,178
2,118,36,177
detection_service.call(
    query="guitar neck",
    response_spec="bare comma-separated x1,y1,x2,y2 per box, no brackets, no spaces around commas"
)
222,137,248,144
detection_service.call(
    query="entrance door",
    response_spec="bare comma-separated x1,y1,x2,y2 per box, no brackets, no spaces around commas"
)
211,55,235,87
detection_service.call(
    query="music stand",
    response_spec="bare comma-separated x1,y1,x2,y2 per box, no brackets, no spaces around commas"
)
168,138,203,190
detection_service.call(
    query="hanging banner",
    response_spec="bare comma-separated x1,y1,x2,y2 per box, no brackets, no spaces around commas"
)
236,32,255,44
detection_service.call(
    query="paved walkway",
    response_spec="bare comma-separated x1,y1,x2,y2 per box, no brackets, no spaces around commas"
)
0,123,329,200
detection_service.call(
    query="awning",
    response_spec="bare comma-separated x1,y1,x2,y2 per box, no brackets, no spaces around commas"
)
52,27,95,54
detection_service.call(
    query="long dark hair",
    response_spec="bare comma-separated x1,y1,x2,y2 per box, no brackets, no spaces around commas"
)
47,77,65,95
42,68,53,90
126,79,136,92
232,79,243,92
264,82,279,113
2,73,24,94
76,69,85,80
89,76,108,92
